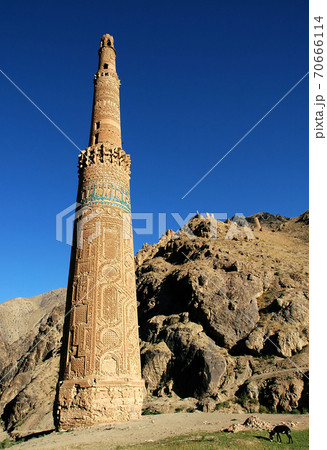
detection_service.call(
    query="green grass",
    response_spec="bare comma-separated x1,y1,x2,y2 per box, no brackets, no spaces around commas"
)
122,429,309,449
142,407,163,416
215,401,230,411
0,439,12,449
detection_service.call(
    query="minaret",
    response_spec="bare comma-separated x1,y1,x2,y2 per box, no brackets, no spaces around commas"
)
55,34,144,429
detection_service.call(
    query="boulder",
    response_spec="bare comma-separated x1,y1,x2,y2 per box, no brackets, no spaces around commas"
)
140,341,172,392
259,376,305,412
144,314,226,399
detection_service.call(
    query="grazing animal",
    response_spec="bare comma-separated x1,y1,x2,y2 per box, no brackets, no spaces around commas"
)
269,425,293,443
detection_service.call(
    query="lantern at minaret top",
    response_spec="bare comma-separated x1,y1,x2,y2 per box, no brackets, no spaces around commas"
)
89,33,122,148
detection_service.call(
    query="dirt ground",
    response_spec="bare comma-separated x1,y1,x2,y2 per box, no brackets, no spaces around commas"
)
11,412,309,449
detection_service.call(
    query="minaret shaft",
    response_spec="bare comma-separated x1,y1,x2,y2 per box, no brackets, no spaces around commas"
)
55,34,144,429
89,34,121,148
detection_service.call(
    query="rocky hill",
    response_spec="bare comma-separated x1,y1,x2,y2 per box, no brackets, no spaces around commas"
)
0,212,308,437
0,290,66,435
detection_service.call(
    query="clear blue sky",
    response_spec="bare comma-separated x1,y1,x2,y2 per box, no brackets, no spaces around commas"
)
0,0,308,302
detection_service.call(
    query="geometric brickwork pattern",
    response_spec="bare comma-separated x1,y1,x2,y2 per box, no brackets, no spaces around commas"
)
56,34,144,430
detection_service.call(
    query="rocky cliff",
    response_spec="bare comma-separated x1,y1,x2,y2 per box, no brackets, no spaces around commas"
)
0,290,66,435
0,212,308,436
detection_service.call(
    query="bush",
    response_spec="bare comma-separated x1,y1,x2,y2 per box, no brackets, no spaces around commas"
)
0,439,11,449
259,405,270,413
237,391,250,406
142,407,162,415
215,401,230,410
235,365,243,374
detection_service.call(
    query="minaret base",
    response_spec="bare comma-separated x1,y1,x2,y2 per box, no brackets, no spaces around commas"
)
57,378,144,430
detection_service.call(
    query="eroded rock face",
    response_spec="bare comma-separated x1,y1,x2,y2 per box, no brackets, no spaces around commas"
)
137,241,262,349
142,314,226,398
137,215,308,355
259,376,308,412
243,292,309,358
141,341,172,392
136,213,308,412
0,295,65,435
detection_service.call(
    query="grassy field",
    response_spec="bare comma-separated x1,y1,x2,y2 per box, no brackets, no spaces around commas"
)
0,429,309,449
121,430,309,449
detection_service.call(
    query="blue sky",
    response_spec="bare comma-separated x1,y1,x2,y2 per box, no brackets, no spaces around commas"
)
0,0,308,301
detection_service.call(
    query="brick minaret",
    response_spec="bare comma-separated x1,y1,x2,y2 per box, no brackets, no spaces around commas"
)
55,34,144,429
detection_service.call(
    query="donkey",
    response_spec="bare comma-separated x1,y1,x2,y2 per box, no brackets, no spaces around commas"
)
269,425,293,443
